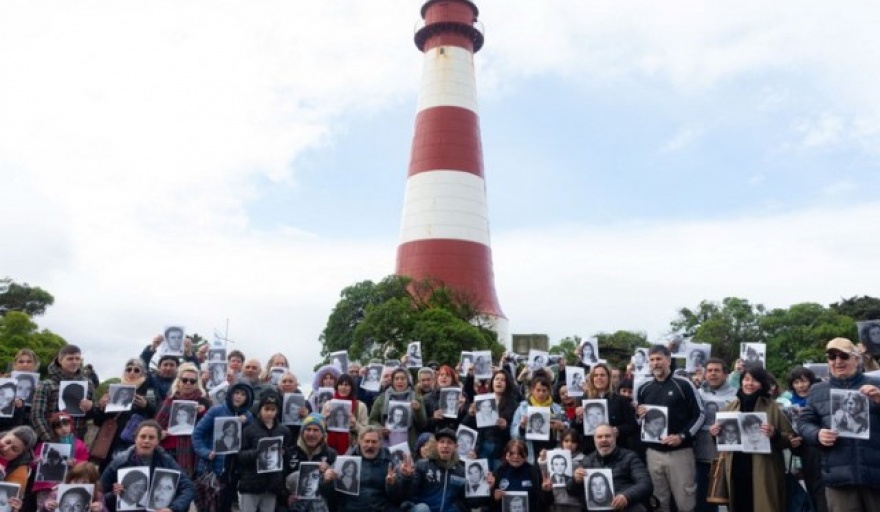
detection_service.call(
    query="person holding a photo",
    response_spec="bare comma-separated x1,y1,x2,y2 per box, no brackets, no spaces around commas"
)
237,393,290,512
101,420,194,512
577,363,638,453
39,462,107,512
369,368,426,451
281,413,337,511
155,364,211,477
322,374,368,457
512,373,567,464
709,365,795,512
31,346,95,444
275,372,311,439
423,365,465,433
491,439,544,512
463,370,518,471
92,359,155,469
32,412,89,507
1,425,37,490
0,349,40,431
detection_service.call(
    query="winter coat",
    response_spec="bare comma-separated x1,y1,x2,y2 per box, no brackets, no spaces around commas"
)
799,371,880,489
574,392,639,454
284,436,337,512
491,462,544,512
100,445,195,512
721,395,794,512
30,359,96,442
694,381,738,463
192,382,255,476
92,380,156,465
570,447,652,509
510,400,567,464
368,390,428,452
31,437,90,492
237,418,291,494
402,453,480,512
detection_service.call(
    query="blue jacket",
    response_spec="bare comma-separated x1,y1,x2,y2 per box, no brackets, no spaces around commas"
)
402,455,476,512
798,371,880,489
192,382,254,476
101,446,195,512
334,445,405,512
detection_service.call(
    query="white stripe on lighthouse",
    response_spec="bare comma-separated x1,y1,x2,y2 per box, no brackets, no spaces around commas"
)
399,170,490,245
416,46,478,113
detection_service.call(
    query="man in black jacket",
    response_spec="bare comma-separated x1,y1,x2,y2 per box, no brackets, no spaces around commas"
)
570,423,653,511
238,392,291,512
636,345,704,512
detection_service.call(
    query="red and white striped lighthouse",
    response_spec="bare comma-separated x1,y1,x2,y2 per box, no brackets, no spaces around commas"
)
395,0,508,343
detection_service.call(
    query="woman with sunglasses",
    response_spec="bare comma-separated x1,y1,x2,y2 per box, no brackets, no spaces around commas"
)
462,369,519,471
490,439,546,512
154,363,211,477
92,359,156,470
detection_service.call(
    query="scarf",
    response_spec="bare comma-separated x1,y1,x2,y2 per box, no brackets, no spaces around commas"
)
737,389,761,413
155,389,205,475
326,392,358,455
528,394,554,408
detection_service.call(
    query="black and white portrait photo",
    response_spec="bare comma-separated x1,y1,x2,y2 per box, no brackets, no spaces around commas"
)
213,417,242,454
631,349,651,376
268,366,286,386
641,406,668,443
12,371,38,407
106,384,137,413
460,352,474,377
740,342,766,368
527,349,549,373
546,449,572,487
440,388,461,419
311,387,334,413
161,325,185,356
333,456,362,496
702,398,726,429
566,368,585,397
858,320,880,356
502,491,529,512
471,351,492,380
168,400,198,436
715,412,742,451
58,381,87,417
803,363,829,381
116,466,150,511
329,350,349,375
388,442,410,470
580,338,599,365
35,443,70,483
456,425,478,459
257,436,284,473
296,462,321,500
685,343,711,373
830,389,870,439
56,485,94,512
386,400,412,432
282,393,306,426
361,364,383,392
525,406,551,441
0,380,14,418
207,349,226,364
327,399,351,433
739,412,771,453
207,362,227,389
0,483,21,512
474,393,498,428
464,459,490,497
406,342,423,368
581,399,608,436
148,469,179,511
585,468,615,510
209,382,229,407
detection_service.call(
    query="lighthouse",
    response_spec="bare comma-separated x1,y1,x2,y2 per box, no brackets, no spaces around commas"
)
395,0,508,343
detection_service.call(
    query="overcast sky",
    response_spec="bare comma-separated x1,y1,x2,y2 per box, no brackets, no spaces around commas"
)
2,1,878,385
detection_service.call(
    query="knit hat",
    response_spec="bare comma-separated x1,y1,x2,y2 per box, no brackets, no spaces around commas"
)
259,391,281,410
301,413,326,434
416,432,434,453
11,426,38,452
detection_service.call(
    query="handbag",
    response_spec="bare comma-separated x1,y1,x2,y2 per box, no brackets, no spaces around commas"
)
89,415,118,461
787,457,814,512
706,453,729,505
119,413,146,444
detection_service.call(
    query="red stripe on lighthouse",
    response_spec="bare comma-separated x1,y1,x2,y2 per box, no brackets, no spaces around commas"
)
408,107,483,177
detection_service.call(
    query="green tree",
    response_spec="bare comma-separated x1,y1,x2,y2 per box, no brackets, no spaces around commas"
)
829,295,880,321
0,311,67,376
594,330,649,370
0,278,55,317
670,297,766,368
761,303,856,378
550,336,580,364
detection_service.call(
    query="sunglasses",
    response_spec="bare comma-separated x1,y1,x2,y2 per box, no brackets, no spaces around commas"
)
180,378,198,384
125,367,142,374
826,351,852,361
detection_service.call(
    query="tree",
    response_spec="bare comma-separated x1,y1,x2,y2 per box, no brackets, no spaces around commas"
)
550,336,580,364
0,278,55,317
761,303,856,379
829,295,880,321
0,311,67,377
594,330,649,370
319,275,503,366
670,297,766,367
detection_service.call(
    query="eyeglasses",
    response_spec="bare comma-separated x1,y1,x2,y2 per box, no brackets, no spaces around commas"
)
180,378,198,384
826,351,852,361
125,367,142,374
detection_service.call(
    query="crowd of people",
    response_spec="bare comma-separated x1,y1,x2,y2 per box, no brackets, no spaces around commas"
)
1,333,880,512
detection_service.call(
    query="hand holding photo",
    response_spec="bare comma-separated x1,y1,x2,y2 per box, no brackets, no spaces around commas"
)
440,388,462,419
327,399,352,432
739,412,771,453
640,406,668,443
566,368,585,397
58,381,88,417
830,389,870,439
546,449,572,487
161,325,186,356
168,400,198,436
213,417,241,454
385,400,412,431
474,393,498,428
406,341,423,368
581,399,608,436
456,425,478,459
282,393,306,426
148,469,180,511
11,371,39,407
471,351,492,380
116,467,150,511
464,459,490,497
333,456,362,496
585,468,615,510
257,437,284,473
107,384,137,413
525,406,551,441
715,412,743,451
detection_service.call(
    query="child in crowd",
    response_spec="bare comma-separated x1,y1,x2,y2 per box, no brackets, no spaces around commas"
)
537,428,585,512
32,412,90,509
38,461,107,512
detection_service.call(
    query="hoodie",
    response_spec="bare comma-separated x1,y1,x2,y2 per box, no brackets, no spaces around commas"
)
192,382,255,476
